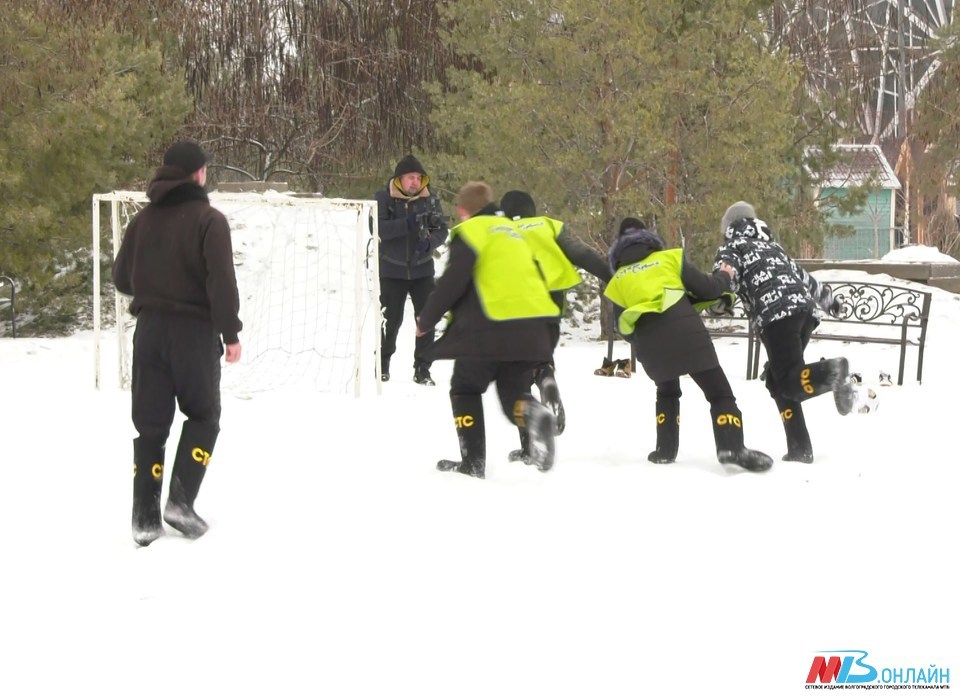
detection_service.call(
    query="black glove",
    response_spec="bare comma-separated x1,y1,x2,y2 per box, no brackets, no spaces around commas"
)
414,239,431,255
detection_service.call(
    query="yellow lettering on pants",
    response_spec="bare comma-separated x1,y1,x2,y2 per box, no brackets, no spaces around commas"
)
192,447,211,467
455,415,475,429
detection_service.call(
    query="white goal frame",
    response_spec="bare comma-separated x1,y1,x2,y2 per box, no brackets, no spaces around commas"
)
92,190,381,397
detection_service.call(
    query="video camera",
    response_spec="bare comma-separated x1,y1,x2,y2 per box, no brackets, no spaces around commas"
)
415,210,447,240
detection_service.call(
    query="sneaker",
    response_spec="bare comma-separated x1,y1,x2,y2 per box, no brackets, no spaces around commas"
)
413,366,435,386
380,371,390,382
163,501,209,539
879,371,893,387
594,357,617,376
782,451,814,464
614,359,632,378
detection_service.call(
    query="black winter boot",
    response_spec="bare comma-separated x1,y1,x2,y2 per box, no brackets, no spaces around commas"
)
796,357,855,415
514,395,556,472
648,398,680,464
437,394,485,478
163,420,219,539
132,437,165,547
777,399,814,463
413,363,435,386
508,428,530,463
535,364,566,435
711,406,773,472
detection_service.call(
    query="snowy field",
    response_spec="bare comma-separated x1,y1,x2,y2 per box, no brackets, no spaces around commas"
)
1,265,958,699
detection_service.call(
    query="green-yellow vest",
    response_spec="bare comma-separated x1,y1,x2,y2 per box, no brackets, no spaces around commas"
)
513,216,582,292
451,215,560,321
604,249,687,335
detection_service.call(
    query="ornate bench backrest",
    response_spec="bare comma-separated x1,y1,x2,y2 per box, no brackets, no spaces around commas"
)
827,282,931,327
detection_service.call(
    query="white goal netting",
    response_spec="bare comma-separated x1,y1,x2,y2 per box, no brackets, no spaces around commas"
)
92,190,381,397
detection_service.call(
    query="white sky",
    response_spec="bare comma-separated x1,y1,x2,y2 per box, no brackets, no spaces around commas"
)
1,252,958,699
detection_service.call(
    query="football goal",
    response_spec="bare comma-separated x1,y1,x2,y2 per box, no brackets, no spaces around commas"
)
92,190,381,397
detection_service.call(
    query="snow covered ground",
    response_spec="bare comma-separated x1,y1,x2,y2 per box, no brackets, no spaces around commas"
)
1,265,958,699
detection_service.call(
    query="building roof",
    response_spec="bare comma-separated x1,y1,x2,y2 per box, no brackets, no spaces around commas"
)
815,143,901,190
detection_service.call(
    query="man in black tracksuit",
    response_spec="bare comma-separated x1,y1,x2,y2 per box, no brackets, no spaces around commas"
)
113,140,242,546
373,154,448,385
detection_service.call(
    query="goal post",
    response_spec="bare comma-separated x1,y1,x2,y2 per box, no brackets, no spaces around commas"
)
92,190,382,397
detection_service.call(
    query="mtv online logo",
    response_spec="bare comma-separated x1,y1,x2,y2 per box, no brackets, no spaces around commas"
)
807,650,878,684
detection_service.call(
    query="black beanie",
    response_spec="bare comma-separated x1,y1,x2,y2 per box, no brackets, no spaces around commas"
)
618,217,647,236
500,190,537,219
163,140,207,174
394,154,427,178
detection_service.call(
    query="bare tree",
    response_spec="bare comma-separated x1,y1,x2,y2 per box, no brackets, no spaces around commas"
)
41,0,462,194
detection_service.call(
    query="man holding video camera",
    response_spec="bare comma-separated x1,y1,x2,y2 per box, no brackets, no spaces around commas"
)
373,154,449,385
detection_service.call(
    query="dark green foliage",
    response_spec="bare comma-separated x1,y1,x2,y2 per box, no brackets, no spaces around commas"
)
426,1,802,267
0,3,190,334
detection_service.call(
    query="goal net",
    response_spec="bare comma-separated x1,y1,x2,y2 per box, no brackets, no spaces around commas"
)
92,190,381,397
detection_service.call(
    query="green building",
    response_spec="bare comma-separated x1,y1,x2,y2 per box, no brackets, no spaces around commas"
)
816,144,901,260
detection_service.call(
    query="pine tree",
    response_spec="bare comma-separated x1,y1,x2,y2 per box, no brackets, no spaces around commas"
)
0,3,190,334
427,0,802,267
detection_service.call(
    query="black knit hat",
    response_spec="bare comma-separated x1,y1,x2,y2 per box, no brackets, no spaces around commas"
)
163,140,207,174
393,154,427,178
500,190,537,219
618,217,647,236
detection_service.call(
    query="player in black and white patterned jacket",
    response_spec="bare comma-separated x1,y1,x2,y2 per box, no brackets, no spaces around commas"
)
712,202,856,465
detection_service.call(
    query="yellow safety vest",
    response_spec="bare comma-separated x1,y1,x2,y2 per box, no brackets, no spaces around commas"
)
604,249,687,335
451,215,560,321
512,216,582,292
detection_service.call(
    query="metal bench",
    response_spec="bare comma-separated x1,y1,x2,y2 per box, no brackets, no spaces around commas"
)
703,280,932,385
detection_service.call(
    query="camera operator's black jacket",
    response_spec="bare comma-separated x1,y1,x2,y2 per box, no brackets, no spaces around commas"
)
373,179,448,280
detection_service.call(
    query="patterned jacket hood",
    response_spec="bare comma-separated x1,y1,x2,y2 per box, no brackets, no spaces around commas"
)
724,216,772,243
713,217,817,330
